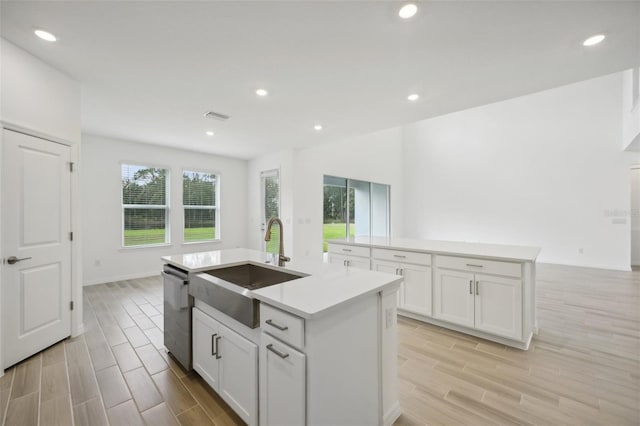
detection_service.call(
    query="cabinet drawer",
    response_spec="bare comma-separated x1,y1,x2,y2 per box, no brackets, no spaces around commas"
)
372,248,431,265
260,304,304,350
327,243,370,258
436,255,522,278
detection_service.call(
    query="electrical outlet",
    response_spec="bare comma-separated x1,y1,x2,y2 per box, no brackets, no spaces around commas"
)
385,308,394,328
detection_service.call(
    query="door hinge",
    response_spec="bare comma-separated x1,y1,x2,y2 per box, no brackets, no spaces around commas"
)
69,162,74,172
70,301,74,311
69,231,74,241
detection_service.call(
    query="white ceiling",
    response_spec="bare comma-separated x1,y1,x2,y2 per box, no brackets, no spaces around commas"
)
2,1,639,159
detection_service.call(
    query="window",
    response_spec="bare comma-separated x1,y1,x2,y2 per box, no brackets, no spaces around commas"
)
183,170,219,242
121,164,169,246
261,170,280,253
322,175,390,252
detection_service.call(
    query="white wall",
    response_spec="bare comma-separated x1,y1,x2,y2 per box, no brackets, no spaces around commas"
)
0,38,83,371
246,150,295,255
403,73,640,271
631,167,640,266
0,39,81,143
82,134,248,285
292,127,404,261
622,68,640,151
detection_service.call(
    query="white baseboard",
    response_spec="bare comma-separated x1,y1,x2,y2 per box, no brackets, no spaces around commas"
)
537,261,632,272
83,270,160,286
72,323,85,337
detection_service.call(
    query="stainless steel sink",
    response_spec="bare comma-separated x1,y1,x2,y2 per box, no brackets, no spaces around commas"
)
189,263,304,328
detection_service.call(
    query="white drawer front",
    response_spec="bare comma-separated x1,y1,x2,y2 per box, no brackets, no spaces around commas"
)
372,248,431,265
435,255,522,278
328,243,370,258
260,304,304,350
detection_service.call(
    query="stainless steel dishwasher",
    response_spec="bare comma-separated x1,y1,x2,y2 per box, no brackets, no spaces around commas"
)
162,264,193,371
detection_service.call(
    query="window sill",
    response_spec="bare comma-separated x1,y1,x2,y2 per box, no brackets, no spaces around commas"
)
181,240,222,247
119,243,172,252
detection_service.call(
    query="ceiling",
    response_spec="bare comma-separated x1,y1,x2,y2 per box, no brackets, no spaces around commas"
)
2,1,639,159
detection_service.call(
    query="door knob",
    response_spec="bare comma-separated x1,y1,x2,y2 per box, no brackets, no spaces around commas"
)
6,256,32,265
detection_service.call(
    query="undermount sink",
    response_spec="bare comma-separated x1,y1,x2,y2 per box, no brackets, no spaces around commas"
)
189,263,305,328
204,263,302,290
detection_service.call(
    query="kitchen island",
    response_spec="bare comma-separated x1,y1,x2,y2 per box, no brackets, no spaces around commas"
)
162,248,402,426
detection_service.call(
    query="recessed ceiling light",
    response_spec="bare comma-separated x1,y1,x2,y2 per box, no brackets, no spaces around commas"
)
256,89,268,97
583,34,605,46
206,131,215,136
398,4,418,19
407,94,419,101
314,124,323,131
34,29,57,42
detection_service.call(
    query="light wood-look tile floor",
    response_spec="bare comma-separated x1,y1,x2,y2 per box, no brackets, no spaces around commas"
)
1,263,638,425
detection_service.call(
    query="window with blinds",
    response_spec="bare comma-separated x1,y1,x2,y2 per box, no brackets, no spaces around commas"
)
183,170,219,242
121,164,169,246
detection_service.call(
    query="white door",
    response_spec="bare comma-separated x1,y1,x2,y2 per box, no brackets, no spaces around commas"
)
218,324,258,426
433,268,475,328
192,308,220,389
400,263,432,317
2,129,72,367
260,333,306,426
474,274,523,340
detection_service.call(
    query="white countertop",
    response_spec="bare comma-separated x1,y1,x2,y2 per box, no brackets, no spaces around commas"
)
162,248,401,319
328,236,541,262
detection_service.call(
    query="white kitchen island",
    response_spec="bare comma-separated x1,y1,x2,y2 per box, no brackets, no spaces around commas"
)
327,237,541,350
162,248,402,426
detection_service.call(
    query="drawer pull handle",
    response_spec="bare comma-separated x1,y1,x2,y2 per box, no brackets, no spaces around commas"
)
215,336,222,359
342,248,352,252
466,263,483,268
393,254,406,258
469,280,472,294
267,344,290,359
476,281,479,296
265,319,289,331
211,333,217,356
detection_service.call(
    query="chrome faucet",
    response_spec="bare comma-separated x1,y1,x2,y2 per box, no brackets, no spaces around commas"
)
264,217,290,267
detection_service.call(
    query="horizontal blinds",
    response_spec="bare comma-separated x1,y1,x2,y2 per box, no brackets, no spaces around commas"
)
183,170,218,242
121,164,168,246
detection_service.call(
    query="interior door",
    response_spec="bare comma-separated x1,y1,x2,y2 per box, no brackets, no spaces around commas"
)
2,129,72,368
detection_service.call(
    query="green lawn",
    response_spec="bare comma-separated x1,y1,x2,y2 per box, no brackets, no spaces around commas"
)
124,227,216,246
322,222,354,252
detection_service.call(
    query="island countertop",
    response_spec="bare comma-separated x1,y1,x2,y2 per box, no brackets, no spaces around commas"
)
162,248,401,319
328,236,541,262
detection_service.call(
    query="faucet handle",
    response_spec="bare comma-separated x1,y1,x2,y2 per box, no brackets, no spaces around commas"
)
280,255,291,262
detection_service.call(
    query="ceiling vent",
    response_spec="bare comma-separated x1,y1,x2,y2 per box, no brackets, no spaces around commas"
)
204,110,231,121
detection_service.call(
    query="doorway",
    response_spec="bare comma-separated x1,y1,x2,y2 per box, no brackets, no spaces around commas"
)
1,129,73,368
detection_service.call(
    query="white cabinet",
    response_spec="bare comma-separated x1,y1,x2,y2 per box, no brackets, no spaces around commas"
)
193,308,258,426
327,243,370,270
260,333,306,426
434,261,523,341
372,248,432,317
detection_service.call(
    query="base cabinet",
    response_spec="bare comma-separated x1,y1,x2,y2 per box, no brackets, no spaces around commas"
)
193,308,258,426
434,269,522,340
260,333,306,426
372,259,432,317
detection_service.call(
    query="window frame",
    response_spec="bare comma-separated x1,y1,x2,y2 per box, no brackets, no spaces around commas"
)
120,162,171,248
182,168,221,244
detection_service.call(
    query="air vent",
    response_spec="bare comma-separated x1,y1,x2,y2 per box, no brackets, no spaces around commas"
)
204,111,231,121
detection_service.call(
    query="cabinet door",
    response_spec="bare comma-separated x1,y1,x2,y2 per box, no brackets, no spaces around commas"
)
192,308,220,389
474,274,522,340
329,253,370,270
400,263,432,317
433,269,475,327
218,324,258,426
328,252,349,267
372,260,401,307
260,333,306,426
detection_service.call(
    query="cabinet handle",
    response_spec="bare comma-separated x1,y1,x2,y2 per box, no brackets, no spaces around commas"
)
399,268,404,276
393,254,406,258
476,281,479,295
346,260,351,267
266,344,290,359
343,260,347,266
342,248,352,252
215,336,222,359
466,263,483,268
395,268,399,275
211,333,217,356
265,319,289,331
469,280,472,294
